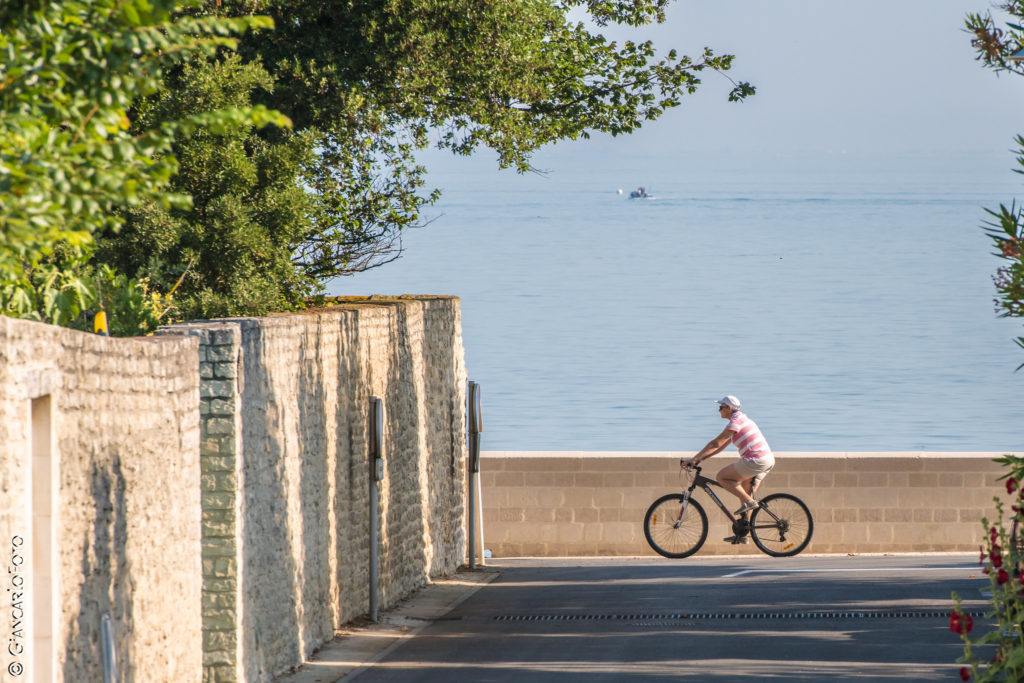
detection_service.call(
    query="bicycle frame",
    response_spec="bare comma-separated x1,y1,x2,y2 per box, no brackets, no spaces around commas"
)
680,468,740,523
684,464,786,528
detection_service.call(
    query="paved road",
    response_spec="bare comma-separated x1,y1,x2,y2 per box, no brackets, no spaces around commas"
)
346,554,989,682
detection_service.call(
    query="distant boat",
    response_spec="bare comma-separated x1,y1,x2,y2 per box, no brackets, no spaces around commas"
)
629,187,654,199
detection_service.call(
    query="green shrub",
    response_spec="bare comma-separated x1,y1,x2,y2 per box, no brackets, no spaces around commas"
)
952,455,1024,681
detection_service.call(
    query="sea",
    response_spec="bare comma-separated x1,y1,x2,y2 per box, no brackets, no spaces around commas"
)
328,148,1023,453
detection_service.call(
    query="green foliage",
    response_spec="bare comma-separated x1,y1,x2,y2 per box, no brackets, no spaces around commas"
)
966,4,1024,366
0,246,172,336
96,54,313,320
101,0,754,318
981,187,1024,369
0,244,95,328
0,0,289,334
951,456,1024,682
953,12,1024,677
243,0,753,170
83,263,176,337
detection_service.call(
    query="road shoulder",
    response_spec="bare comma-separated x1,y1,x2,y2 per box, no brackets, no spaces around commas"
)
275,566,500,683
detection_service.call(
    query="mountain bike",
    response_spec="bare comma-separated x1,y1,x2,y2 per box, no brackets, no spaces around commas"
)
643,465,813,558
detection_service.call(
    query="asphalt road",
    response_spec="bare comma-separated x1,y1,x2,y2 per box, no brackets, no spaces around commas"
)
346,554,990,682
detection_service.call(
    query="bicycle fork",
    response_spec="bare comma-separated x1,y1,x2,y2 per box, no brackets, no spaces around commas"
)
673,491,692,528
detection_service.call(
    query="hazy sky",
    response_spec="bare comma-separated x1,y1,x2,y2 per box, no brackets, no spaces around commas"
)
632,0,1024,157
424,0,1024,175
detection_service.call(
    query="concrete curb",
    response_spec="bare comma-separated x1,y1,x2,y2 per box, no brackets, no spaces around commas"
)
275,567,500,683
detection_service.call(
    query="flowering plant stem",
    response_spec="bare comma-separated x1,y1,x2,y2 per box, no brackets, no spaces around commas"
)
952,454,1024,681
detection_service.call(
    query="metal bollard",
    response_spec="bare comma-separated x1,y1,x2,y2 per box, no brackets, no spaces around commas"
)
467,382,482,568
368,397,384,621
101,612,117,683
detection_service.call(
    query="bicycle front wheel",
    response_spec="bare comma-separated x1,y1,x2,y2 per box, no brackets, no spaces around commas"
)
749,493,813,557
644,494,708,559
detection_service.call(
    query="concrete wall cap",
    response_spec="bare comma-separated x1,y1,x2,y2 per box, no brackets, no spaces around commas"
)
481,451,1021,459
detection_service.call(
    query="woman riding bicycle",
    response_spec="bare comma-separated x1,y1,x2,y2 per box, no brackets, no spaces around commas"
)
682,395,775,544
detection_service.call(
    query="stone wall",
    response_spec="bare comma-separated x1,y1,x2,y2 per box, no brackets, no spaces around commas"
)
0,295,469,683
481,452,1021,557
0,316,202,683
160,296,468,682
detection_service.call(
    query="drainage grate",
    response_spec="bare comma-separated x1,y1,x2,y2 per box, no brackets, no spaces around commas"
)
494,609,985,622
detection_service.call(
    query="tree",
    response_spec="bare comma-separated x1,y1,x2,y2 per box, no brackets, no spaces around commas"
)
99,0,755,319
96,54,315,320
0,0,288,332
949,6,1024,682
965,4,1024,368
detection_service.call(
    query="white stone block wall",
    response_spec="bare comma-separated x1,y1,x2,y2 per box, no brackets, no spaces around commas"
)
0,295,468,683
0,316,202,683
157,323,244,683
161,296,469,682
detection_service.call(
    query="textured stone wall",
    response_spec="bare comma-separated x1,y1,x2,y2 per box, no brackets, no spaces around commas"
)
481,452,1021,556
160,295,468,682
0,295,467,683
154,324,244,682
0,316,202,683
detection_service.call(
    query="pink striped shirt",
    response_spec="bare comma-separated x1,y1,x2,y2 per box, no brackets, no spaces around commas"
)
726,411,773,460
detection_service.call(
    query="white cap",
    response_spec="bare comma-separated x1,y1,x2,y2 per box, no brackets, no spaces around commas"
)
716,395,741,410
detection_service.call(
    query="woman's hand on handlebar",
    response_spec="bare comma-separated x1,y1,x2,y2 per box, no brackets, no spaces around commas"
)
680,457,699,469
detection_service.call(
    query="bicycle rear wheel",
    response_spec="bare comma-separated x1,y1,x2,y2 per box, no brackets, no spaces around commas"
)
749,493,813,557
644,494,708,559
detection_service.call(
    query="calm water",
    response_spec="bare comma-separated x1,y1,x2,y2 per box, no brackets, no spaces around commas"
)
329,151,1023,452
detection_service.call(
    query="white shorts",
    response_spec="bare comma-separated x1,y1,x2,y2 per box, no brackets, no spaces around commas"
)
732,456,775,483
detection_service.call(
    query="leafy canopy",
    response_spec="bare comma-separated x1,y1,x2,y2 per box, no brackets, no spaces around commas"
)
99,0,754,319
0,0,288,331
965,3,1024,367
952,6,1024,679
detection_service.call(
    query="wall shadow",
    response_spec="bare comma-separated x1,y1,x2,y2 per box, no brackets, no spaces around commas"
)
420,298,466,576
331,309,370,623
238,320,301,681
296,315,333,654
382,301,431,605
63,456,133,681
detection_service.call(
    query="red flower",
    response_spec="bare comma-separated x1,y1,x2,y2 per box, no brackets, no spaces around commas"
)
990,526,998,543
1007,477,1018,495
950,611,974,634
991,550,1003,568
960,666,971,681
998,568,1010,585
979,545,985,565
